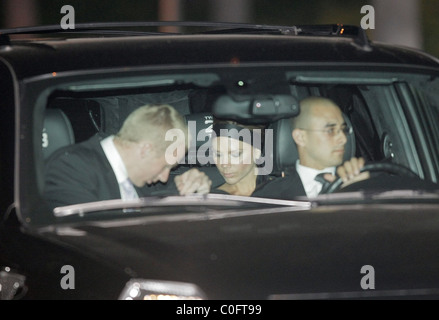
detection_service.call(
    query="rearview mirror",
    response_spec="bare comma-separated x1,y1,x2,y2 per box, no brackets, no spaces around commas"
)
212,94,300,123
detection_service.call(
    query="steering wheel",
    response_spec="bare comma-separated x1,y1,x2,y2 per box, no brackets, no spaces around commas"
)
324,162,419,194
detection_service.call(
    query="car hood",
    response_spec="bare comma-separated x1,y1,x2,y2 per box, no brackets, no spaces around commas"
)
39,202,439,299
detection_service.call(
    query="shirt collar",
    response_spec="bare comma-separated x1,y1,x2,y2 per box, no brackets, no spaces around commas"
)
100,135,129,184
296,160,336,197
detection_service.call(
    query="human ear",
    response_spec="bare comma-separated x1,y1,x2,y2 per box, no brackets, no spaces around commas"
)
292,129,306,147
139,141,153,159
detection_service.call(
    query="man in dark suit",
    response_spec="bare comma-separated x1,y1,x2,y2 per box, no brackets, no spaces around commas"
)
44,104,211,209
267,96,436,199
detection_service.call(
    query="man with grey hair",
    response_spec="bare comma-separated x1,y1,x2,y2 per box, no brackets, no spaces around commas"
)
44,104,211,209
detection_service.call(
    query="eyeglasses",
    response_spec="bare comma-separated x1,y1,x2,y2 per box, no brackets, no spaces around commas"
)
299,125,353,137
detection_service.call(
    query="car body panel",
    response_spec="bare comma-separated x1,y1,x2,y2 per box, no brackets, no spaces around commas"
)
3,202,439,299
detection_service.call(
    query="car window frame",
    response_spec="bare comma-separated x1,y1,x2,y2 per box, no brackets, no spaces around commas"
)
17,63,439,227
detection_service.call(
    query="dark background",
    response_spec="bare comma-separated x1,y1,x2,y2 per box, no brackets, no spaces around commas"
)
1,0,438,57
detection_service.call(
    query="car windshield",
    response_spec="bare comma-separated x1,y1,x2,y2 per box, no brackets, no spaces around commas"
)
31,66,439,222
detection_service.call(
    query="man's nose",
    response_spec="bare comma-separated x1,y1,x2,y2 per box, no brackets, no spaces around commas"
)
336,128,348,145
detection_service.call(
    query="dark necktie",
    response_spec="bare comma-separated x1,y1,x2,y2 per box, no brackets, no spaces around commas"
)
314,173,331,194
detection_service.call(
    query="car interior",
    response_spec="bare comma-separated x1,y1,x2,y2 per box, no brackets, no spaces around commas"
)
38,68,439,205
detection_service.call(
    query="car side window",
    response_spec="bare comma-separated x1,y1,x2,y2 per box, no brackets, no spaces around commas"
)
408,81,439,182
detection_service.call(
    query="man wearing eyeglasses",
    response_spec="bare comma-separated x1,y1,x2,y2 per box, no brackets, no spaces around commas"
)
289,96,369,198
240,96,369,200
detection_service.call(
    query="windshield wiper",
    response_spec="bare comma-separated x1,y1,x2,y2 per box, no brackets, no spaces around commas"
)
53,194,311,218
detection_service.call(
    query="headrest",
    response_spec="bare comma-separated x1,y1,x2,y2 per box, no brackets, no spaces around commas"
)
271,114,356,174
42,109,75,159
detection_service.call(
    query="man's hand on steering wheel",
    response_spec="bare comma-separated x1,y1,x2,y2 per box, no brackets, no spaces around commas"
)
335,157,370,187
321,157,370,190
321,158,420,194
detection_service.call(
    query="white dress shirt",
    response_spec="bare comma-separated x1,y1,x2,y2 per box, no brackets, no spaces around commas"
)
296,160,336,198
100,135,139,200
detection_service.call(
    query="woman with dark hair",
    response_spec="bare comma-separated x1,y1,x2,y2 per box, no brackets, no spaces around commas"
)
210,119,266,196
210,118,299,200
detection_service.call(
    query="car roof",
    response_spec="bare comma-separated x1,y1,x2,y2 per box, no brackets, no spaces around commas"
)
1,22,439,79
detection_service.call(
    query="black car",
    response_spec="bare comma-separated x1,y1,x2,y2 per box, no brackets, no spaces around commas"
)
1,22,439,301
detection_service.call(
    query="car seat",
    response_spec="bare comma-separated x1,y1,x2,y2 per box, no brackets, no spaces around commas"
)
42,109,75,160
